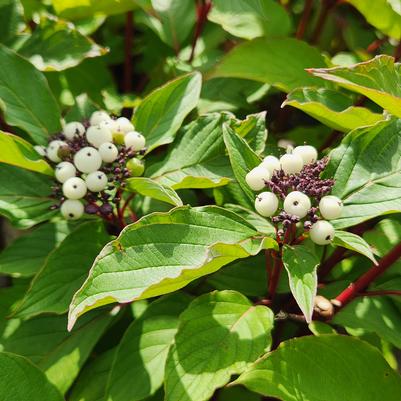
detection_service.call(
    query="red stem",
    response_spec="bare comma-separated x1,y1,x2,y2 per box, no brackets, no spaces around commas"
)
296,0,313,39
268,251,283,301
311,0,336,44
123,11,133,93
318,247,348,279
265,249,273,293
334,241,401,308
121,193,135,217
394,40,401,62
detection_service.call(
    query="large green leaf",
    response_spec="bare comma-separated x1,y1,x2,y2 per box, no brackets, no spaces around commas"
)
0,44,61,144
0,352,63,401
125,177,183,206
0,221,76,277
14,221,110,319
208,0,291,39
164,290,274,401
333,230,377,264
148,113,233,190
0,131,53,175
235,335,401,401
333,296,401,350
283,88,384,132
106,293,191,401
282,244,319,323
223,123,261,206
0,0,24,45
208,38,326,92
0,311,112,394
68,206,277,330
310,56,401,119
133,72,202,152
346,0,401,39
0,164,56,228
325,118,401,228
16,18,107,71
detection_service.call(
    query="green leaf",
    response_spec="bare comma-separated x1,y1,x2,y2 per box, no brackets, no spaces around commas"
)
0,311,112,394
68,206,277,330
208,0,291,39
310,56,401,119
0,0,24,45
165,290,274,401
16,18,107,71
333,296,401,350
64,93,99,122
308,321,337,335
346,0,401,39
133,72,202,152
0,164,56,228
208,38,327,92
126,177,183,206
223,123,261,206
70,349,116,401
52,0,138,19
325,118,401,228
235,335,401,401
13,221,110,319
106,293,191,401
148,113,232,190
282,244,319,323
283,88,384,132
0,44,61,145
0,131,53,175
0,220,77,277
333,230,377,264
0,352,63,401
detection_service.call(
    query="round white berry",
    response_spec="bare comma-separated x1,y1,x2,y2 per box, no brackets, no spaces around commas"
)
99,119,117,132
90,110,111,126
279,153,304,175
62,177,87,199
60,199,84,220
86,125,113,148
255,192,279,217
319,195,343,220
114,117,134,134
245,166,271,191
85,171,108,192
73,147,102,173
124,131,146,151
63,121,85,140
47,140,67,163
309,220,335,245
260,155,280,173
283,191,311,218
55,161,76,183
34,145,46,157
99,142,119,163
293,145,318,165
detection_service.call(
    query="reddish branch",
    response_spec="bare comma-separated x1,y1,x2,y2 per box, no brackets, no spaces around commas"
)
334,241,401,308
311,0,337,44
268,251,283,301
296,0,314,39
318,247,348,279
124,11,134,93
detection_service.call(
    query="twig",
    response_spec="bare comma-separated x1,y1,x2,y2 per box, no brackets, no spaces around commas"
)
123,11,133,93
268,251,283,301
121,193,136,217
318,247,348,279
334,241,401,309
394,39,401,62
311,0,337,44
296,0,314,39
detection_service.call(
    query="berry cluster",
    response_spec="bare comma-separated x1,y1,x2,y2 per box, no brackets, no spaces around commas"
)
34,111,146,221
245,145,342,245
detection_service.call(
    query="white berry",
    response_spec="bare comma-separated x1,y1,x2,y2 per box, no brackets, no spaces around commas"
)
86,125,113,148
261,155,280,173
114,117,134,134
47,140,67,163
293,145,318,165
309,220,335,245
99,142,119,163
245,166,271,191
90,110,111,126
60,199,84,220
99,119,117,132
319,195,343,220
34,145,46,157
280,153,304,174
283,191,311,218
62,177,87,199
63,121,85,140
73,147,102,173
55,161,76,183
124,131,146,151
85,171,108,192
255,192,279,217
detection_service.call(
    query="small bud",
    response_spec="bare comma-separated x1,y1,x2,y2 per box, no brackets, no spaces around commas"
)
313,295,334,318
